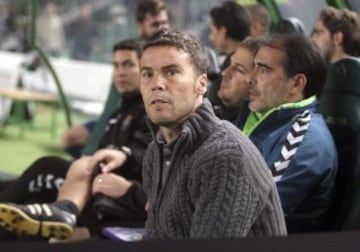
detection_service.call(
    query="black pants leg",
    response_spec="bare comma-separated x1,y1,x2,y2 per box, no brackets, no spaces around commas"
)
0,156,71,203
0,180,15,192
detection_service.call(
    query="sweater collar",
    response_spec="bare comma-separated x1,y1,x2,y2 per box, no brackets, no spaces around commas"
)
147,98,220,151
180,98,219,148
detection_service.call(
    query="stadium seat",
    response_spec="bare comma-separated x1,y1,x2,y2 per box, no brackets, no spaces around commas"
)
318,57,360,231
274,17,305,35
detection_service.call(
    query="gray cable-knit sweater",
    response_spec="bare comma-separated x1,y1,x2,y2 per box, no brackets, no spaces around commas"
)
143,99,287,239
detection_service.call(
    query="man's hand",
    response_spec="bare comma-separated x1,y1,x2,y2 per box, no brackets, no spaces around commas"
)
60,125,90,148
92,174,132,198
88,149,127,174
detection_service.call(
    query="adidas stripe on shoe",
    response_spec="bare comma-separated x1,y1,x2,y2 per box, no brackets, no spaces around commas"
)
0,203,76,240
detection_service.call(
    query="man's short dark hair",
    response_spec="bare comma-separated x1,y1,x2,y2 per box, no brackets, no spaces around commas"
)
264,34,327,98
240,37,266,57
113,39,143,58
143,29,208,75
320,6,360,57
210,1,251,42
136,0,167,23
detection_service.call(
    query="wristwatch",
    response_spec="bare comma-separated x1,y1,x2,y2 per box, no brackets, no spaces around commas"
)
120,146,132,157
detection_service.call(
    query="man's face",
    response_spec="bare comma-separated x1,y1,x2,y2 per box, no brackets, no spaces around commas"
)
140,46,207,127
248,46,292,114
138,10,170,40
218,47,253,108
208,19,225,53
311,19,335,62
112,49,140,95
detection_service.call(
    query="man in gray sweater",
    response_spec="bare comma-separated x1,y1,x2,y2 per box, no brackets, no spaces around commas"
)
139,29,287,239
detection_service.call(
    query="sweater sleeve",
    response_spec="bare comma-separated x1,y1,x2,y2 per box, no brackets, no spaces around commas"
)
190,149,265,238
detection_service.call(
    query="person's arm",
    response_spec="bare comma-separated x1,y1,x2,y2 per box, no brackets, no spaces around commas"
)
60,123,92,149
122,115,153,176
87,113,152,174
88,149,127,173
275,129,337,217
90,172,147,220
113,181,147,219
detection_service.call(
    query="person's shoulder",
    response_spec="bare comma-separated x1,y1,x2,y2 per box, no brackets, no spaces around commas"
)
197,120,275,190
216,119,245,139
146,141,157,150
297,112,338,161
203,120,257,154
208,119,239,137
307,112,334,140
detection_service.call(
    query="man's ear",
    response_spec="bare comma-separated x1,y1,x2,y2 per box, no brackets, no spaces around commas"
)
333,31,344,46
290,73,307,95
196,73,208,96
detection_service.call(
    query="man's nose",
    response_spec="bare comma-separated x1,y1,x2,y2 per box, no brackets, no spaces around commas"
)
221,65,232,80
248,70,257,86
150,73,166,90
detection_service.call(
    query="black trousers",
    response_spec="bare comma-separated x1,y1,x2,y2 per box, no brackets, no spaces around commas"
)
0,156,143,238
0,156,69,241
0,156,70,204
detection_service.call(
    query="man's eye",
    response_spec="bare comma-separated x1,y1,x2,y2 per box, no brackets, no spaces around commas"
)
166,69,178,76
151,21,160,28
259,66,270,73
235,66,245,74
141,71,152,78
124,62,135,68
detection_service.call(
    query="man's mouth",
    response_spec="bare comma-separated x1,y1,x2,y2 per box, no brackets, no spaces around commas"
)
116,80,128,86
151,99,168,105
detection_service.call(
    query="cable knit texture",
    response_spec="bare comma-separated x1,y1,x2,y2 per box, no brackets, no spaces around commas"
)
143,99,287,239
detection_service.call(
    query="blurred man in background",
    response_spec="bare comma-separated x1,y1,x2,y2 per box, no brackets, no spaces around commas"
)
311,6,360,63
207,1,251,122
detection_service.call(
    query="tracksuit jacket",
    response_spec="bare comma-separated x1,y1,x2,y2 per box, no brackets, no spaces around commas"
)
236,96,338,233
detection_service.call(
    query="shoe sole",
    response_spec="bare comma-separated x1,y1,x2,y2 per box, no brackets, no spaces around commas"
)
0,204,74,240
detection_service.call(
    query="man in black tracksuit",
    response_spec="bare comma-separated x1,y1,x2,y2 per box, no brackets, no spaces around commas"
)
0,39,151,240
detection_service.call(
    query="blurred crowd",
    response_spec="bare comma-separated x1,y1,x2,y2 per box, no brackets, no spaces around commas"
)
0,0,226,62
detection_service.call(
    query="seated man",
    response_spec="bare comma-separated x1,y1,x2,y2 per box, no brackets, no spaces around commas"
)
311,6,360,64
140,29,286,239
247,3,271,39
236,34,338,233
60,0,171,159
0,39,151,240
217,37,265,121
207,1,252,121
0,29,287,240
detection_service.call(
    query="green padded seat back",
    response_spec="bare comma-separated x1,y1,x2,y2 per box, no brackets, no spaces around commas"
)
274,17,305,35
320,57,360,141
318,57,360,231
